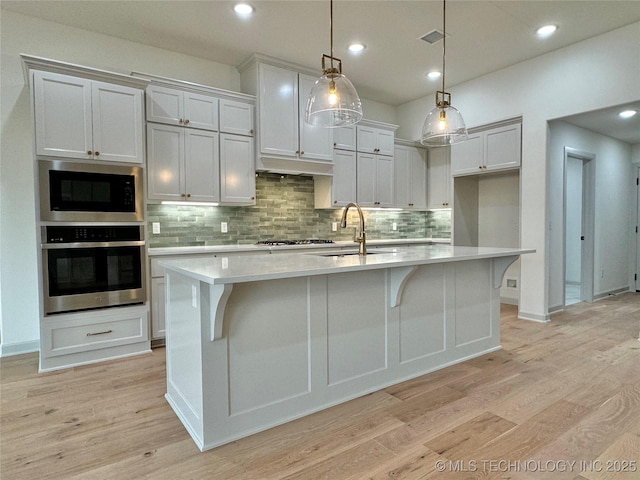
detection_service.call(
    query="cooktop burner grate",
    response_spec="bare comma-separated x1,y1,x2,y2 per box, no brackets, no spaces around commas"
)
255,239,335,246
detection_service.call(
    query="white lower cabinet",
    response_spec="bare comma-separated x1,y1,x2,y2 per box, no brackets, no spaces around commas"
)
39,304,150,371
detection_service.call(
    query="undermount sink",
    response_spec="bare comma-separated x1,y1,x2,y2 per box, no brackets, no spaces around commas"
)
309,249,393,257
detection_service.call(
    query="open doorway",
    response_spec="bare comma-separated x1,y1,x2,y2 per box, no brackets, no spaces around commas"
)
563,147,596,305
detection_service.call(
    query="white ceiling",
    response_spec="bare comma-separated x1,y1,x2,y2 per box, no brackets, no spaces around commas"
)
3,0,640,142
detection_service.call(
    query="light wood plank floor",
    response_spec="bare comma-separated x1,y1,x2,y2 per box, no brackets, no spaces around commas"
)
2,293,639,479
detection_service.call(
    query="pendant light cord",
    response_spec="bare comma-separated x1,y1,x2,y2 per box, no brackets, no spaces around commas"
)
330,0,334,71
441,0,446,98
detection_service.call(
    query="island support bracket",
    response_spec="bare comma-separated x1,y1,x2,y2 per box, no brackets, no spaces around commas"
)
493,256,519,289
389,266,418,307
206,283,234,341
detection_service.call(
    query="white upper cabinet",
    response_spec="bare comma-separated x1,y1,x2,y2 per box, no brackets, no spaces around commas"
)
356,152,394,207
427,146,452,209
451,121,521,176
147,124,220,202
33,70,144,163
297,73,333,162
356,125,394,156
219,133,256,204
219,99,254,136
146,85,218,131
394,144,427,209
142,76,257,205
239,58,334,175
333,125,357,151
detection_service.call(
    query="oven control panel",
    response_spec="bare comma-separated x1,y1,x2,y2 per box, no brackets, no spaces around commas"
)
44,226,143,243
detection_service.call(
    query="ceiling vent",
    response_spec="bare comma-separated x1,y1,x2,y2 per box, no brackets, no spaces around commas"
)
419,29,445,45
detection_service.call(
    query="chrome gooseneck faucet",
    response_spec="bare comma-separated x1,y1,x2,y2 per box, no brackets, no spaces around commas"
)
340,202,366,255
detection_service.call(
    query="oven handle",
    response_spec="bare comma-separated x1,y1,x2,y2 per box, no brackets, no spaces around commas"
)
42,241,145,249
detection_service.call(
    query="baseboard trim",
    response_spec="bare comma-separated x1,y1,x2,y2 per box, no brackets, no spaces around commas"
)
593,286,631,302
0,340,40,357
517,311,551,323
548,304,564,314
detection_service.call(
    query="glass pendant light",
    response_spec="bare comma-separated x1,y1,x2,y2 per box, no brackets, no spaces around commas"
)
305,0,363,128
421,0,468,146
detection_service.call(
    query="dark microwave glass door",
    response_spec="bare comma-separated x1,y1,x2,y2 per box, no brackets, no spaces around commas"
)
47,246,142,297
49,170,136,213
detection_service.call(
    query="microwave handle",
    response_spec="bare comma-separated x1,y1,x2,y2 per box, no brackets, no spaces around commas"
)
42,240,145,249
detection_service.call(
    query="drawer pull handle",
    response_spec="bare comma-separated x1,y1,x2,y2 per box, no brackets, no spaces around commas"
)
86,329,113,337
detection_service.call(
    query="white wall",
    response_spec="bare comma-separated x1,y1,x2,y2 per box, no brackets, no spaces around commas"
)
397,21,640,320
548,121,634,308
632,144,640,165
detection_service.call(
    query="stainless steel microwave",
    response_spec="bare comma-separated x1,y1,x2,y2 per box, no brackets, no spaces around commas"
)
39,160,144,222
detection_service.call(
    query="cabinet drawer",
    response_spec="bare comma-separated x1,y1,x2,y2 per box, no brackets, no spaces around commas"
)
42,306,149,358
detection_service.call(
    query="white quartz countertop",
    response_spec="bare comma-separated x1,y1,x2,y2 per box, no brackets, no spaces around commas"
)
160,245,534,285
148,238,450,256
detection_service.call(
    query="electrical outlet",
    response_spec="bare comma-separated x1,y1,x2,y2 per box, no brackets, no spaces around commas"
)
221,257,229,269
392,222,397,231
221,222,228,233
152,222,160,234
332,222,337,232
506,278,517,288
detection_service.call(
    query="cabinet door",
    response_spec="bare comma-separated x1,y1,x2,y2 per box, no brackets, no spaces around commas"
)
376,155,394,207
185,129,220,202
184,92,219,131
332,149,357,206
146,85,183,126
356,126,377,153
451,132,483,176
147,124,184,201
356,152,377,206
409,147,427,209
394,145,411,208
33,71,93,160
333,125,356,151
151,277,166,340
220,133,256,204
376,129,395,156
427,146,452,208
484,123,521,171
298,74,333,162
258,64,299,158
91,81,144,163
219,99,254,136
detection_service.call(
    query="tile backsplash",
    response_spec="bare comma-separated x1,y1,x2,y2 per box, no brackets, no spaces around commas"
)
147,173,451,247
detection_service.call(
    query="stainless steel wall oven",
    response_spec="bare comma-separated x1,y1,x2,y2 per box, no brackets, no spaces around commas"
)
42,225,145,315
39,160,143,222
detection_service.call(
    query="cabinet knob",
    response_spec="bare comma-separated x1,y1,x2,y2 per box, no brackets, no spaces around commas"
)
186,193,191,198
295,150,300,154
94,151,100,157
300,151,304,155
333,142,337,147
87,150,93,156
409,203,414,207
179,118,184,124
181,193,186,198
478,165,483,170
251,196,255,200
250,129,254,135
334,200,338,204
184,119,190,125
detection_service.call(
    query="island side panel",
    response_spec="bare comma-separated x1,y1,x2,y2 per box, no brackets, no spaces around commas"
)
164,271,205,447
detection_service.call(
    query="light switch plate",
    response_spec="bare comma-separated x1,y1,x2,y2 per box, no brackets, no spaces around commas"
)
152,222,160,234
221,222,228,233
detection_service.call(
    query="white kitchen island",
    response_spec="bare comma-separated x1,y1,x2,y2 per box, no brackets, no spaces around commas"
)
161,245,533,451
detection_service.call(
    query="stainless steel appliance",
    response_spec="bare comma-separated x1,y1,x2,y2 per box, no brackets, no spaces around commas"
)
42,225,145,315
39,160,143,222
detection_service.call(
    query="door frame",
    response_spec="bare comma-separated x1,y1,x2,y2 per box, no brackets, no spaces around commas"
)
562,147,596,305
636,166,639,292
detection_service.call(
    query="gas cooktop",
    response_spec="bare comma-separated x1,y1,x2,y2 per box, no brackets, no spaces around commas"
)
255,239,335,246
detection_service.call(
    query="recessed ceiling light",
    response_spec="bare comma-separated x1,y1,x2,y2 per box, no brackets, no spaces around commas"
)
234,3,254,15
427,71,441,79
536,24,558,37
619,110,637,119
348,43,366,53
